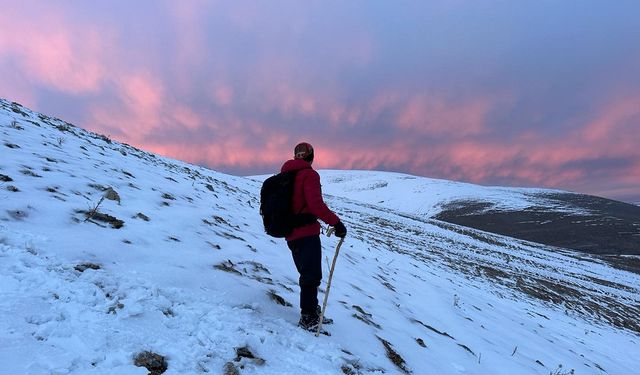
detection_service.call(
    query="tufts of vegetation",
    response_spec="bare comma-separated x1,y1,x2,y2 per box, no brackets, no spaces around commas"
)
234,346,266,366
214,260,242,276
55,124,70,132
10,120,24,130
98,134,112,144
206,241,221,250
10,101,27,116
135,212,150,221
550,365,575,375
457,343,476,356
377,336,411,374
80,208,124,229
20,168,42,178
352,305,381,329
411,318,456,340
4,142,20,149
0,174,13,182
268,290,292,307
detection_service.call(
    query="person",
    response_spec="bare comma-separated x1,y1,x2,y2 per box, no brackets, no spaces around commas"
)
280,142,347,331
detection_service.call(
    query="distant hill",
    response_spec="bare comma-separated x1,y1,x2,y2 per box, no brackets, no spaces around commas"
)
319,170,640,258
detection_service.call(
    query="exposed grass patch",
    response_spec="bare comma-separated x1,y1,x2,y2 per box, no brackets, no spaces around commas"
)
234,346,265,366
20,168,42,178
79,209,125,229
0,174,13,182
352,305,381,329
10,120,24,130
214,260,242,275
135,212,150,221
457,343,476,356
268,290,292,307
377,336,410,374
206,241,221,250
88,183,108,191
56,124,71,132
411,318,456,340
98,134,112,144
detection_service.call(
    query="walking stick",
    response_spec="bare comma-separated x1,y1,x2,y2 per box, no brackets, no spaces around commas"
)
316,227,345,337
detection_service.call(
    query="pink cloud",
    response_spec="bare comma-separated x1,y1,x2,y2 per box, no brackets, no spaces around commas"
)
580,96,640,148
1,2,637,202
211,85,234,107
0,6,108,94
87,74,165,141
395,94,494,136
172,105,202,131
140,132,288,169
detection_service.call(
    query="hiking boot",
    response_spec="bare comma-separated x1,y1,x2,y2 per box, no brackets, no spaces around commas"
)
316,306,333,325
298,313,320,331
298,314,331,336
298,308,333,331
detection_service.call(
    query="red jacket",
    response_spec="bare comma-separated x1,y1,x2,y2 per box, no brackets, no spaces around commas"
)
281,159,340,241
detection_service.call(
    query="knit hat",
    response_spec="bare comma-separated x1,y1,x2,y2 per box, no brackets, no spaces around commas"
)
294,142,314,163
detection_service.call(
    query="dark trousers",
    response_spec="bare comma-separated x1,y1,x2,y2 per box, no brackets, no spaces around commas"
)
287,235,322,316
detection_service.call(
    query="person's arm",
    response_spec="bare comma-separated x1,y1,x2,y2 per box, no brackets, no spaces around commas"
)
302,170,339,226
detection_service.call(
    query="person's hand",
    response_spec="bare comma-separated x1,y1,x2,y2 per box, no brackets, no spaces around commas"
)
333,221,347,238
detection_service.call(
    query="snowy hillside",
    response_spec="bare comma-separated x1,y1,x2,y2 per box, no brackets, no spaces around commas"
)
2,98,639,375
318,170,566,218
316,170,640,258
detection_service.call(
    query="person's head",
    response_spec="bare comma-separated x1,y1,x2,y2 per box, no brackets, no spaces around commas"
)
294,142,314,164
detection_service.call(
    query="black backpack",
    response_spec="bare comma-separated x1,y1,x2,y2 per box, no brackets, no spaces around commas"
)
260,170,316,238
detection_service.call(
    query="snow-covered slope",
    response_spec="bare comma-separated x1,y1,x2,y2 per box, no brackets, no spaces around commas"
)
318,170,567,218
317,170,640,257
2,98,639,375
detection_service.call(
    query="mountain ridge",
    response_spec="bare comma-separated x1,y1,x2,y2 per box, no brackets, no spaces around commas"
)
313,170,640,259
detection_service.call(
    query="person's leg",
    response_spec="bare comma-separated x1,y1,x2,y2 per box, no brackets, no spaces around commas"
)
287,235,322,316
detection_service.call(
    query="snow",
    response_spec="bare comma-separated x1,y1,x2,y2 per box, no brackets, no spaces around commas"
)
2,98,639,374
316,170,574,218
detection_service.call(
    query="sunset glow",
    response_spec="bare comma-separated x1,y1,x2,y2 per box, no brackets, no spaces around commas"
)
1,1,639,202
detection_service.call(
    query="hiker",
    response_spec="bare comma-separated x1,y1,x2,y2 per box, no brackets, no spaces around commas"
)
281,142,347,330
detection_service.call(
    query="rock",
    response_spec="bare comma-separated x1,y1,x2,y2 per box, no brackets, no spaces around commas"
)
223,362,239,375
104,187,121,204
75,263,101,272
133,351,168,375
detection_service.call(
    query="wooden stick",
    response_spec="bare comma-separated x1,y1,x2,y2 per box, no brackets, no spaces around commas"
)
316,235,345,337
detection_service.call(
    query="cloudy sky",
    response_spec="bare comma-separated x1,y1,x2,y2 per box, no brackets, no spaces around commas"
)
1,1,639,202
